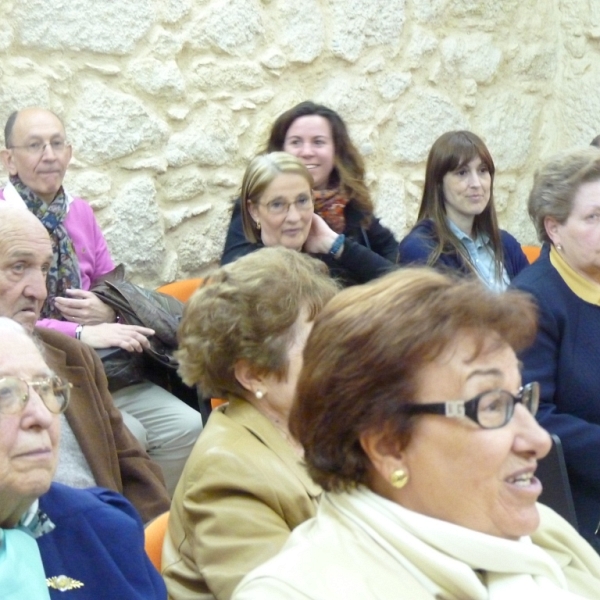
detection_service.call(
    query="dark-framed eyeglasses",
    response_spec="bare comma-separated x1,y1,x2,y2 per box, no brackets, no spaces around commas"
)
8,140,71,156
0,375,71,416
398,382,540,429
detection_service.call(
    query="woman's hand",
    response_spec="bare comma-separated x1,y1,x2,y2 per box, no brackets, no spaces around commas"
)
303,213,340,255
54,289,117,325
79,323,155,353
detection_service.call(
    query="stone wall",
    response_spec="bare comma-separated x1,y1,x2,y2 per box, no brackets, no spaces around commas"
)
1,0,599,286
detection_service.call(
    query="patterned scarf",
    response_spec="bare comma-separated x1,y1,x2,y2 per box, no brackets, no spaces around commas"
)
10,175,81,319
18,500,56,539
313,188,350,234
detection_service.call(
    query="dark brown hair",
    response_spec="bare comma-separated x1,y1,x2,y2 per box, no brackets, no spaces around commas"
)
415,131,503,279
290,267,538,492
266,101,373,222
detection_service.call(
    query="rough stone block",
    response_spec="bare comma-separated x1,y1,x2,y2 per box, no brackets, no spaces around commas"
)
13,0,154,54
440,34,502,83
103,176,167,281
188,0,263,56
127,57,186,98
276,0,324,63
68,81,168,164
392,89,469,163
331,0,406,62
166,105,239,168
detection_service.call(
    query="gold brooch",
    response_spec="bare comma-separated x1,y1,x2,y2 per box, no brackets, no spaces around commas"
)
46,575,85,591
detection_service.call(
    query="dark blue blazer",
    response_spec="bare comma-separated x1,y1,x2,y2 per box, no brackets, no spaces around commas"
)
38,483,166,599
221,197,398,286
512,245,600,551
398,219,529,280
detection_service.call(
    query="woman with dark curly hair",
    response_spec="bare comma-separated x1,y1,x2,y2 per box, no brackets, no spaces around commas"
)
221,101,398,286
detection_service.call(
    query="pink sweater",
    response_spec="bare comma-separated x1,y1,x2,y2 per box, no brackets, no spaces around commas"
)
1,186,115,337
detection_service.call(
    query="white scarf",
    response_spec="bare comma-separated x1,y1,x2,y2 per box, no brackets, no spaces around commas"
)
329,489,589,599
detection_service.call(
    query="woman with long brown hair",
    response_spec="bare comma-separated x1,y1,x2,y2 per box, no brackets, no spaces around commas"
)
399,130,528,291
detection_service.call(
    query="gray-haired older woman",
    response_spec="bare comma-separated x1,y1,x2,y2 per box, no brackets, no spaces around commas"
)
234,268,600,600
512,146,600,551
162,247,339,600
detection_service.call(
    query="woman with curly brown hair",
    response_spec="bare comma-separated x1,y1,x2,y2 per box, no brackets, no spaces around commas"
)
162,247,339,600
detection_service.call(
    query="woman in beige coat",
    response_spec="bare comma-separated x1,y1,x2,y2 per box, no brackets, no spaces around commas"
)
162,247,338,600
234,268,600,600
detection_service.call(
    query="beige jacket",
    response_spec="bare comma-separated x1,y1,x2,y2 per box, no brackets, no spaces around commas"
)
162,397,320,600
234,493,600,600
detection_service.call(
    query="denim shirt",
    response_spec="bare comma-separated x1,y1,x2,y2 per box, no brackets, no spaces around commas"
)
447,219,509,292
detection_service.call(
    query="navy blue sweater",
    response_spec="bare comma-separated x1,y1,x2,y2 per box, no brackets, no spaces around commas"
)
38,483,166,599
512,245,600,551
221,198,398,287
398,219,529,280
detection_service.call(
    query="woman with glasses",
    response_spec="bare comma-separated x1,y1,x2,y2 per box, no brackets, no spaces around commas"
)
0,318,166,599
222,101,398,286
234,269,600,600
235,151,394,286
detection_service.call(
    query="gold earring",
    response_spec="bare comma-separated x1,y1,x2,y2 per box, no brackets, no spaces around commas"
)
255,220,261,230
390,469,408,489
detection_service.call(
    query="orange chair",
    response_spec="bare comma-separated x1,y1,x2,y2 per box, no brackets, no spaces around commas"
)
522,245,541,264
144,511,170,571
156,278,203,303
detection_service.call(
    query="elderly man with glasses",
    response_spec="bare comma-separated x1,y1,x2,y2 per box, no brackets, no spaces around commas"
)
0,107,203,495
0,317,166,599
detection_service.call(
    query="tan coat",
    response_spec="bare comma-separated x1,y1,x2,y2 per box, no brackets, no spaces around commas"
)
162,397,320,600
38,327,170,523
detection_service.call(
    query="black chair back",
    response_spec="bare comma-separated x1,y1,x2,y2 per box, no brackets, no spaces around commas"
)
536,434,578,529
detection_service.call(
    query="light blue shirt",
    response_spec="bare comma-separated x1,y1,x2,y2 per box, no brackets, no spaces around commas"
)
447,219,509,292
0,527,51,599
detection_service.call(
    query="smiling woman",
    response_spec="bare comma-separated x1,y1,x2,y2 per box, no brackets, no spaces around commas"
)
399,130,529,291
233,268,600,600
242,153,314,252
221,101,399,287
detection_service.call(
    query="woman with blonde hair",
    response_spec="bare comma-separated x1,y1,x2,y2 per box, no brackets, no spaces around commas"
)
162,247,339,600
399,130,528,291
230,151,394,286
221,101,398,285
